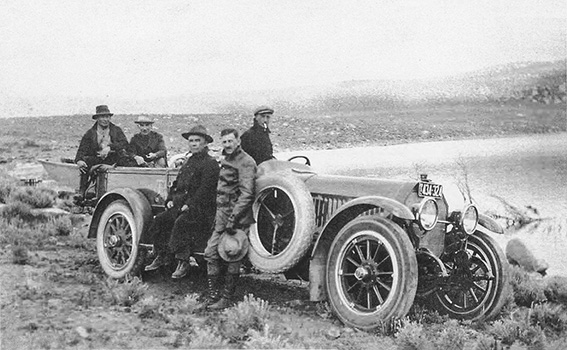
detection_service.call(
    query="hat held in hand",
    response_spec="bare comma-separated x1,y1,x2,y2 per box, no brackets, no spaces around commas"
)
218,229,249,262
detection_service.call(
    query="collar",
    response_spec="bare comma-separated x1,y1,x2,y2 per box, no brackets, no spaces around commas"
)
191,147,209,158
223,146,242,160
252,120,270,133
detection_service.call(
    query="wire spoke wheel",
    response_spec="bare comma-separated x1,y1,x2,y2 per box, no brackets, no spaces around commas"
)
433,231,510,320
326,216,417,330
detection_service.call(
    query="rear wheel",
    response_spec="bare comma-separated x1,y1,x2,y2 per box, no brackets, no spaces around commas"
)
326,216,418,330
248,173,315,273
96,200,145,278
433,231,510,320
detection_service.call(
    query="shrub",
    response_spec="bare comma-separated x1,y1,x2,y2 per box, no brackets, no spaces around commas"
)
0,181,17,203
188,326,228,349
48,216,73,236
12,246,29,265
529,303,567,337
544,276,567,305
104,277,148,307
178,293,201,314
244,325,294,349
1,201,36,222
394,320,435,350
432,319,469,350
488,318,546,347
509,265,547,306
10,187,56,208
219,294,271,341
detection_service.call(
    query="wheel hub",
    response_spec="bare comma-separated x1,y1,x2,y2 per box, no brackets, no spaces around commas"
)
354,266,370,281
107,235,121,247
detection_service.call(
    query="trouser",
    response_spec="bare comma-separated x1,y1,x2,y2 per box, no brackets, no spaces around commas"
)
147,207,200,261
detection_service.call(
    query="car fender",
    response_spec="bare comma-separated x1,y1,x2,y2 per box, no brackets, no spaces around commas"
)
88,187,153,239
308,196,413,301
476,213,504,235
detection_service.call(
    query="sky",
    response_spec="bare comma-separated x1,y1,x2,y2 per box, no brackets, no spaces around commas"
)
0,0,565,116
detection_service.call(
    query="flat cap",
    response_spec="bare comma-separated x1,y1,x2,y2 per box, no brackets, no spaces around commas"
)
253,106,274,116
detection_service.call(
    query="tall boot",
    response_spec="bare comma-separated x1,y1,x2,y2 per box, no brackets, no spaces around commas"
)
204,260,221,305
208,273,239,310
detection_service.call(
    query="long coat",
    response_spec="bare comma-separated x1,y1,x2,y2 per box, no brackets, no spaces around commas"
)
167,147,220,252
75,122,129,166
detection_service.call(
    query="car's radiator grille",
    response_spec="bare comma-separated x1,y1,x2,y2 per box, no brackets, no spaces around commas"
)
312,194,384,229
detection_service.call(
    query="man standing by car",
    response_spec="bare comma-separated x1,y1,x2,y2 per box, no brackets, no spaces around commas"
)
75,105,129,200
144,125,220,279
204,128,257,309
240,106,275,165
128,115,168,167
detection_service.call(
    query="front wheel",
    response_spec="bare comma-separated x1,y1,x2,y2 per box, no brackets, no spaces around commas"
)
433,231,510,321
96,200,146,278
326,216,418,330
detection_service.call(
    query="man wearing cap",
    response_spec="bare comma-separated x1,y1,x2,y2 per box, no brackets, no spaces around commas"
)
128,116,168,168
75,105,129,199
240,106,275,165
204,128,257,309
144,125,220,279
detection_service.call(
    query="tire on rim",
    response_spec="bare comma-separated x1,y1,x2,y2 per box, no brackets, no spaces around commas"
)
433,231,510,321
433,230,510,321
248,172,315,273
326,216,418,330
96,200,146,278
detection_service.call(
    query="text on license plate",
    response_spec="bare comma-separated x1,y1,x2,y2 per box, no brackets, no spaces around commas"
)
418,183,443,198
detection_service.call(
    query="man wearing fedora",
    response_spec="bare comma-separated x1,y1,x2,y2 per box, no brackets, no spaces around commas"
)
204,128,257,309
240,106,276,165
144,125,220,279
75,105,129,200
128,115,168,168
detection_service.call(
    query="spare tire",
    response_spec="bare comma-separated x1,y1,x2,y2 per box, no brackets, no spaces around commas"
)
248,172,315,273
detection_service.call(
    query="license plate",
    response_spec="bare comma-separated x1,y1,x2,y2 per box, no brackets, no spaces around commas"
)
418,182,443,198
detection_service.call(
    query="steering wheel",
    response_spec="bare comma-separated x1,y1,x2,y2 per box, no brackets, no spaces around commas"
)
287,155,311,166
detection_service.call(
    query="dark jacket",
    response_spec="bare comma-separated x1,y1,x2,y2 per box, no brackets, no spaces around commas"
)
240,120,274,165
167,147,220,221
75,122,128,165
128,131,167,163
216,146,257,228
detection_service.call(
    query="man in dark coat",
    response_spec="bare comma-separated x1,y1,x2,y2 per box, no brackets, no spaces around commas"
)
205,128,256,309
145,125,220,279
75,105,129,199
129,115,167,167
240,106,275,165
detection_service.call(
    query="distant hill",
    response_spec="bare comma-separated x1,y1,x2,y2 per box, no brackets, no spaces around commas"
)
0,60,564,118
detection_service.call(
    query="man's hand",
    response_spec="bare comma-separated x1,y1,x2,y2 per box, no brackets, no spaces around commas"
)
77,160,88,174
134,155,146,165
166,201,174,209
146,152,156,160
180,204,188,212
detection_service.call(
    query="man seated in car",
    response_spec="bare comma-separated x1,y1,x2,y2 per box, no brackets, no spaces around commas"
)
128,116,167,167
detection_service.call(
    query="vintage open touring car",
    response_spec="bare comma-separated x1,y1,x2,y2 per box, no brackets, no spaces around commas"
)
42,156,510,330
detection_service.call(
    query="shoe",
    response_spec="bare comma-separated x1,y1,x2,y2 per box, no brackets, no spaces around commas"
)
171,260,189,279
145,255,165,271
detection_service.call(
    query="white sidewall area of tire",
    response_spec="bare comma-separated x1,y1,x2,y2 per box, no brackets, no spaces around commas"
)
248,173,315,273
96,200,139,279
434,230,510,321
326,217,418,330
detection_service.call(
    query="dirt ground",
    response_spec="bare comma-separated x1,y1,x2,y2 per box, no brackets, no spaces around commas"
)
1,101,566,349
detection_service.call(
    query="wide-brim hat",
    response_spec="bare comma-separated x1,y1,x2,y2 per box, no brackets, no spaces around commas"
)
218,229,249,262
253,106,274,116
134,115,154,124
92,105,114,119
182,124,213,143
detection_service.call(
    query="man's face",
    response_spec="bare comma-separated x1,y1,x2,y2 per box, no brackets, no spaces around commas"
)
221,132,240,155
187,135,207,154
137,122,153,135
254,113,272,128
96,115,111,128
